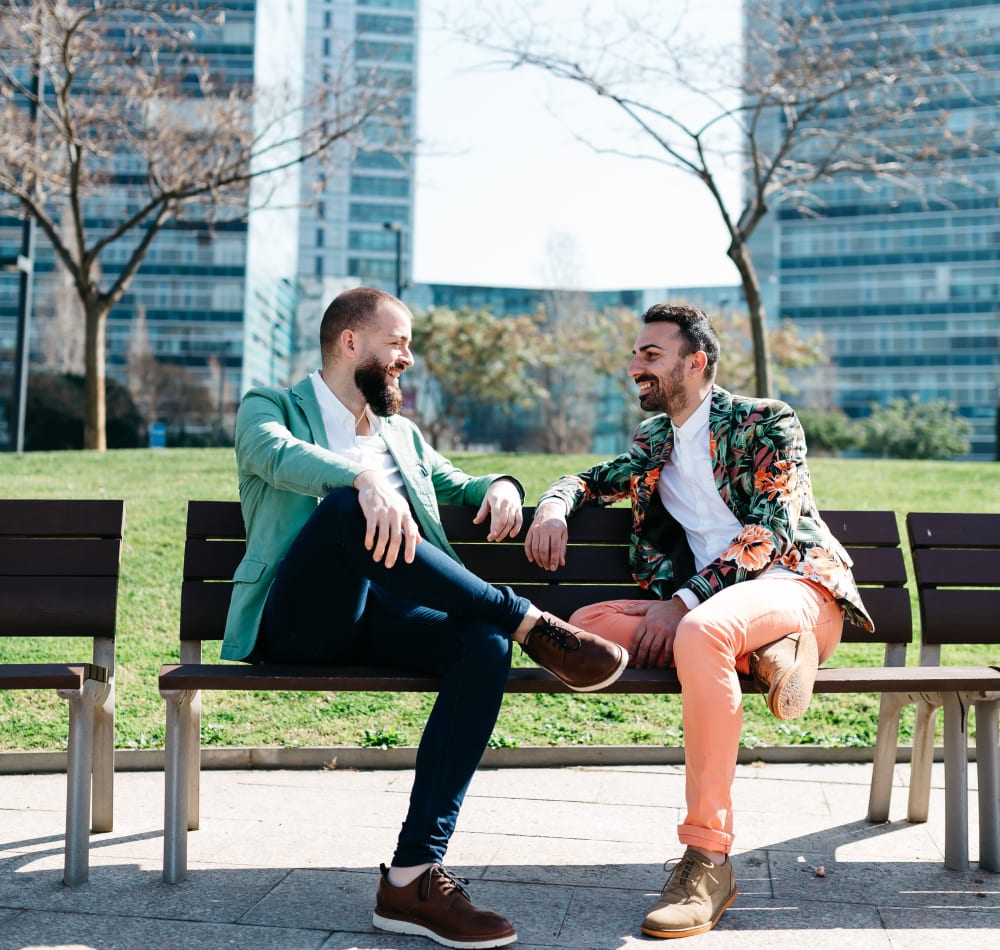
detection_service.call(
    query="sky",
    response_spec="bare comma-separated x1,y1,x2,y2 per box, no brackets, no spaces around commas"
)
412,0,743,291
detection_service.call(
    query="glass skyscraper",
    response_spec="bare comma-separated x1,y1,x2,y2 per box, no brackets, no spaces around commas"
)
0,2,307,446
748,0,1000,459
297,0,417,293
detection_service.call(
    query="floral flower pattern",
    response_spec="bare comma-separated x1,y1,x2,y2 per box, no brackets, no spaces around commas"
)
537,386,874,633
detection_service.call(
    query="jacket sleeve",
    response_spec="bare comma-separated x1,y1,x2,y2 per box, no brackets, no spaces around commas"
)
682,400,807,603
536,450,633,514
234,388,367,497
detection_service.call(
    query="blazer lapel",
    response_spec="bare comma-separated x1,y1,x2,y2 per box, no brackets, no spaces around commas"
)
290,376,329,449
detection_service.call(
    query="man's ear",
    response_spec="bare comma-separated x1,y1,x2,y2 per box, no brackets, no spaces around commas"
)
689,350,709,376
340,327,358,357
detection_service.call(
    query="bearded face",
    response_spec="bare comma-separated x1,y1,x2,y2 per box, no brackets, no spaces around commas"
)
355,355,404,417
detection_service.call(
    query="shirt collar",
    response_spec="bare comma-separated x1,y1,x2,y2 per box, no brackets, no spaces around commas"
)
310,369,381,435
673,389,712,443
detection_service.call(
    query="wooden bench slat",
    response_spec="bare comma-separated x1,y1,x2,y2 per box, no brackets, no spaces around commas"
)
0,577,120,636
0,663,108,689
0,499,126,538
0,539,123,577
919,589,1000,645
912,548,1000,588
907,512,1000,549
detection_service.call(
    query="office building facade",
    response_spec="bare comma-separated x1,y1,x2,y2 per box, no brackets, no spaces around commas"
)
0,2,307,447
297,0,417,294
748,0,1000,459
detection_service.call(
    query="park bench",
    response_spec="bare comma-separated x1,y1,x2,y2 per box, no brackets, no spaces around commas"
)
159,500,999,882
0,498,125,885
891,512,1000,872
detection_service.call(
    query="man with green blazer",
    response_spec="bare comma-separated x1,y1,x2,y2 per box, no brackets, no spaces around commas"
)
221,286,627,949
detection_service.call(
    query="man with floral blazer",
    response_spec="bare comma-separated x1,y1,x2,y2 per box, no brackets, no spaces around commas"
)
526,303,873,940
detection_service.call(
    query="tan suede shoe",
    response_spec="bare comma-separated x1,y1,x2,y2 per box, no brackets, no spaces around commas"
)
642,848,738,939
749,630,820,720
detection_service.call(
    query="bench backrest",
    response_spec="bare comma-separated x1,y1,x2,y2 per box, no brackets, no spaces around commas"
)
907,511,1000,664
181,500,910,663
0,499,125,673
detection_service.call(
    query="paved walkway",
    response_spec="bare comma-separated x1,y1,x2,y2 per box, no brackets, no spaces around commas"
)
1,759,998,949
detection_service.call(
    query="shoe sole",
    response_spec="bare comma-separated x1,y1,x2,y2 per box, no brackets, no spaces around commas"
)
565,645,630,692
640,886,739,939
373,911,517,949
767,635,819,721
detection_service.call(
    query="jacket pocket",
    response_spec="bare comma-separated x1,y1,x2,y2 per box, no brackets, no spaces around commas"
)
232,556,268,584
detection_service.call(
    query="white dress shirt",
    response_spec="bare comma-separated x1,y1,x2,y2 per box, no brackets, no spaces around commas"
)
310,370,408,500
656,391,794,608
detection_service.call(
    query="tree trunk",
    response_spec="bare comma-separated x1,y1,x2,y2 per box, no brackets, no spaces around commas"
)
83,301,108,451
727,241,772,399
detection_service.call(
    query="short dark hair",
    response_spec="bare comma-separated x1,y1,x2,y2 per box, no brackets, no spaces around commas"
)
642,303,720,379
320,287,401,360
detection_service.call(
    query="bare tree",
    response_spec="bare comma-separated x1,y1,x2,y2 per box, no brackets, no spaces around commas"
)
0,1,404,448
453,0,992,397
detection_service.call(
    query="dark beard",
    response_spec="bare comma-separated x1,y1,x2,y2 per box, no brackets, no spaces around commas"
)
638,363,687,416
355,356,403,417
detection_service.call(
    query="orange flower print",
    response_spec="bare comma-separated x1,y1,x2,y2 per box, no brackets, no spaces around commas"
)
801,546,841,585
722,524,775,572
780,548,802,571
754,459,797,502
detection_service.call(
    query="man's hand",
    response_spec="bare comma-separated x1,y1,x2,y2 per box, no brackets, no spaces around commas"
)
524,500,569,572
622,597,690,668
473,478,524,542
353,470,420,568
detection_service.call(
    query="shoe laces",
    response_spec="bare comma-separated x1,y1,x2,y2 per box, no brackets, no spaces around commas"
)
532,617,581,652
661,852,708,896
420,865,471,902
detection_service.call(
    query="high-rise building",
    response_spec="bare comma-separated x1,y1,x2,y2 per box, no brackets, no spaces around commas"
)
297,0,417,294
0,2,307,447
748,0,1000,459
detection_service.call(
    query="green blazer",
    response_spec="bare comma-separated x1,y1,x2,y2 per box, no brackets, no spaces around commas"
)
220,376,521,661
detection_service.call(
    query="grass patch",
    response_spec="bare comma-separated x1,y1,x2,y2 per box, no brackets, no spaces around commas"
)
0,448,997,752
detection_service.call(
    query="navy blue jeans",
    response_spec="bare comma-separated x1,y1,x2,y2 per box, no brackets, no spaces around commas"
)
256,488,530,866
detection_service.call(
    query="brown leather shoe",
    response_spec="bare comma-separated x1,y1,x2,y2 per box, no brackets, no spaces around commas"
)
520,612,628,692
749,630,819,721
642,848,738,938
373,863,517,948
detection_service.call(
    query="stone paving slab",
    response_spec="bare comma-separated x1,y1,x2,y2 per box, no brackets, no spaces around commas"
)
1,761,998,950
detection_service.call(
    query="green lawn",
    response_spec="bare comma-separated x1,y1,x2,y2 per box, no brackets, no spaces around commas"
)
0,448,997,753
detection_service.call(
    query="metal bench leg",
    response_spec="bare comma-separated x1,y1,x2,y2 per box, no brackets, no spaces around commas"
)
188,691,201,831
868,692,906,822
942,692,971,871
907,695,940,823
91,681,115,833
975,698,1000,872
162,689,194,884
59,681,99,886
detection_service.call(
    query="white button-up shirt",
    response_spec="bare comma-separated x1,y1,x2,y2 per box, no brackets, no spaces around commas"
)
310,370,408,500
656,392,793,608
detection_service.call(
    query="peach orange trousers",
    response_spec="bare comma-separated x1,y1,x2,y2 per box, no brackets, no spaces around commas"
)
569,577,844,855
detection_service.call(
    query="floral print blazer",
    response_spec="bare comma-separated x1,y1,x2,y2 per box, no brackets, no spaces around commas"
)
538,386,874,633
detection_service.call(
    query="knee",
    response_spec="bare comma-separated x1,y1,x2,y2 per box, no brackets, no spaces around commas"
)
460,623,512,675
673,613,727,673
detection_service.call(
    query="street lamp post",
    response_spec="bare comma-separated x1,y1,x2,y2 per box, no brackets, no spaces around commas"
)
382,221,403,298
2,52,41,454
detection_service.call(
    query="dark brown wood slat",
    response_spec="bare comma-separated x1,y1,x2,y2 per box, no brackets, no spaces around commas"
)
820,509,901,546
179,582,233,640
0,663,106,690
440,505,634,543
908,512,1000,549
843,546,908,586
451,544,633,584
159,662,1000,697
920,589,1000,645
183,539,245,580
186,500,245,540
0,499,125,539
848,587,912,644
0,539,122,577
0,577,119,637
912,548,1000,588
